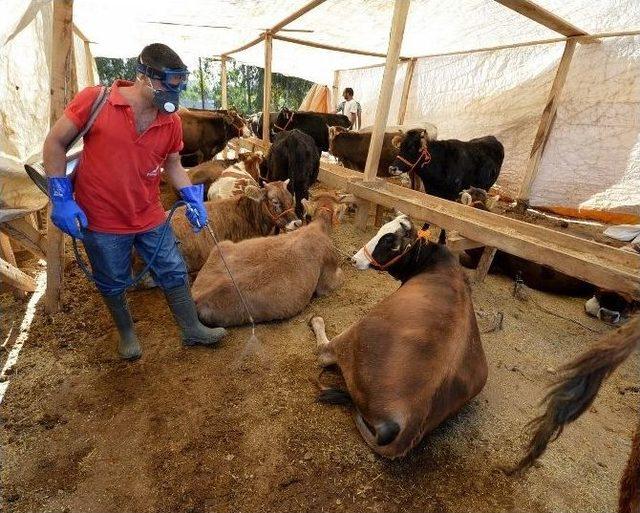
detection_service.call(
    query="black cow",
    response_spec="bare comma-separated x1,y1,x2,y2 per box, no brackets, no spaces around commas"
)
260,129,320,218
272,108,350,151
250,112,278,138
389,129,504,200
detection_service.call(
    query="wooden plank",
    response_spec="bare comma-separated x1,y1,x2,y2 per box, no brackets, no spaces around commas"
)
46,0,76,314
238,136,640,297
0,218,47,260
221,34,265,57
332,70,339,110
262,32,273,143
272,34,405,59
397,58,416,125
357,0,411,230
270,0,327,33
0,256,36,293
221,56,228,109
474,246,498,283
0,233,27,298
494,0,595,41
447,234,485,252
517,39,576,207
83,40,95,85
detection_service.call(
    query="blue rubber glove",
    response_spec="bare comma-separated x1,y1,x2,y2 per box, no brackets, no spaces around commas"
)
179,184,207,233
47,176,88,239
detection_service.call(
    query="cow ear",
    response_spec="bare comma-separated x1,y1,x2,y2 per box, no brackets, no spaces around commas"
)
244,184,264,202
329,126,336,140
283,178,290,188
258,175,268,188
338,193,357,205
420,130,428,149
486,195,500,211
391,134,404,149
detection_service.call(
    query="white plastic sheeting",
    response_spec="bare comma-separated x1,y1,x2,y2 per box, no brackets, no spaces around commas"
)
531,35,640,217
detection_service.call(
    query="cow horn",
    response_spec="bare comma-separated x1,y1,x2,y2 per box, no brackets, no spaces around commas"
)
485,195,500,211
338,193,357,204
460,191,473,205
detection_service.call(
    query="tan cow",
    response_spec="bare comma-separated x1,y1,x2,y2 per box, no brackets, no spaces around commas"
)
207,153,264,201
192,192,351,327
310,214,488,458
171,180,300,273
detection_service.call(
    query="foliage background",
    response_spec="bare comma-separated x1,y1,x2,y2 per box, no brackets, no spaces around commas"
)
95,57,313,114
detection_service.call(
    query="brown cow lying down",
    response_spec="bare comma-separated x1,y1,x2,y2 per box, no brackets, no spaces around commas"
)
207,153,264,201
511,315,640,513
310,214,488,458
171,180,300,273
328,126,400,177
178,109,250,164
193,192,351,327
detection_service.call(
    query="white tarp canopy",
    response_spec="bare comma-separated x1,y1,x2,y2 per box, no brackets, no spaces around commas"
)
2,0,639,220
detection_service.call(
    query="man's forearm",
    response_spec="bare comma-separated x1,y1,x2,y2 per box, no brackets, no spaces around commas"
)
43,137,70,177
165,161,192,191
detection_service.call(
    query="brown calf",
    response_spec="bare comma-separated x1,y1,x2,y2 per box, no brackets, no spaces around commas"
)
171,181,300,273
328,126,400,177
207,153,264,201
192,192,351,327
512,315,639,513
311,214,488,458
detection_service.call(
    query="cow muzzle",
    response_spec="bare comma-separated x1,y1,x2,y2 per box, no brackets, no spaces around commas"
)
388,165,402,176
285,219,303,231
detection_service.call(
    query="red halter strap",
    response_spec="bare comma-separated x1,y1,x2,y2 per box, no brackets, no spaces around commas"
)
362,230,431,270
396,146,432,190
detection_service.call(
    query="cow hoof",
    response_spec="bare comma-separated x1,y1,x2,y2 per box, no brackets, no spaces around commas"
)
308,316,323,329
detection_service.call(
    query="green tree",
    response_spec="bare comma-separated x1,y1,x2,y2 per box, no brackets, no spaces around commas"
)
95,57,137,85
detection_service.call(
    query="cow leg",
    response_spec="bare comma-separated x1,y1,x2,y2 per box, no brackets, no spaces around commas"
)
309,316,337,367
294,181,309,220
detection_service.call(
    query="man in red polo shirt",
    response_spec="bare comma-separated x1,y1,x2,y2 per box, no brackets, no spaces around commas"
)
43,43,226,360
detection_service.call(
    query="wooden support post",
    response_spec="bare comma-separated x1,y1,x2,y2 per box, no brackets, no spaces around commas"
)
474,246,498,283
198,57,205,109
397,58,416,125
516,39,576,209
221,56,229,158
355,0,411,230
0,234,27,298
0,219,47,260
262,32,273,144
83,40,95,85
374,205,386,228
46,0,76,314
332,70,339,112
0,256,36,293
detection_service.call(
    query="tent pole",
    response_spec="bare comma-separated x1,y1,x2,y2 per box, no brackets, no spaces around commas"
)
262,32,273,143
46,0,77,314
355,0,411,230
221,56,228,109
198,57,205,109
397,57,416,125
332,70,339,112
516,38,576,210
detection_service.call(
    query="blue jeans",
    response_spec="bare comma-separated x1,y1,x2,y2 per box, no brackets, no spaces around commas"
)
82,223,188,296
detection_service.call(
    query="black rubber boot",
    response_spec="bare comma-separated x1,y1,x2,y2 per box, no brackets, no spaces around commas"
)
164,283,227,347
102,293,142,360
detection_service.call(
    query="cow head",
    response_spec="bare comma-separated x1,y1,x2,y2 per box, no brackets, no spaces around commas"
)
351,213,416,270
301,192,356,226
388,129,429,176
243,180,301,231
237,151,264,181
328,126,349,154
274,107,294,134
459,187,500,212
224,111,251,138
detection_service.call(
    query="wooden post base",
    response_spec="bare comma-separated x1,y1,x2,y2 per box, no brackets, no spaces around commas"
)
354,200,372,231
374,205,386,227
474,246,497,283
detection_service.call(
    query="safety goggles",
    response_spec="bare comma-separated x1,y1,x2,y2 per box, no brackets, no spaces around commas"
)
137,61,189,93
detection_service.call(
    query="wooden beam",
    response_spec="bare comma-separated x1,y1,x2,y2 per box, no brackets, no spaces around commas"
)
272,34,404,59
356,0,411,230
0,234,27,298
46,0,76,314
494,0,594,40
270,0,327,33
517,39,576,207
262,32,273,143
332,70,339,111
238,136,640,298
83,40,95,85
220,56,228,109
0,218,47,260
221,34,265,57
0,256,36,293
474,246,498,283
397,58,416,125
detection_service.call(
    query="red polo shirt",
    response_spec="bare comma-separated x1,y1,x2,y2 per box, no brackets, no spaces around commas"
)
64,80,183,233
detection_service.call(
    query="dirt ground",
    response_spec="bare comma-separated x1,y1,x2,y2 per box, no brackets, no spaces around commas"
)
1,212,638,513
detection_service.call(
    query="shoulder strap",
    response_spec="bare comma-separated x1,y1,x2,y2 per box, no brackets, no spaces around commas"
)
66,86,110,151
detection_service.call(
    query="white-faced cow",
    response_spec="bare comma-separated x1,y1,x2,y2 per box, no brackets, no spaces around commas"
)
207,152,263,201
309,214,488,458
193,192,351,327
511,315,640,513
389,129,504,199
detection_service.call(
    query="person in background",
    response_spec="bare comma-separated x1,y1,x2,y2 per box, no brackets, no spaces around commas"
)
43,43,226,361
335,87,361,130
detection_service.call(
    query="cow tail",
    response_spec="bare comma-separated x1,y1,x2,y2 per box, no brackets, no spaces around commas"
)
510,316,640,474
438,229,446,245
317,387,353,406
619,418,640,513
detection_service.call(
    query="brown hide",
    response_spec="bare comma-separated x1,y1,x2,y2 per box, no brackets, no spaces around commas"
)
171,181,297,272
193,195,345,327
178,109,245,162
322,240,487,458
328,127,400,177
159,159,238,210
